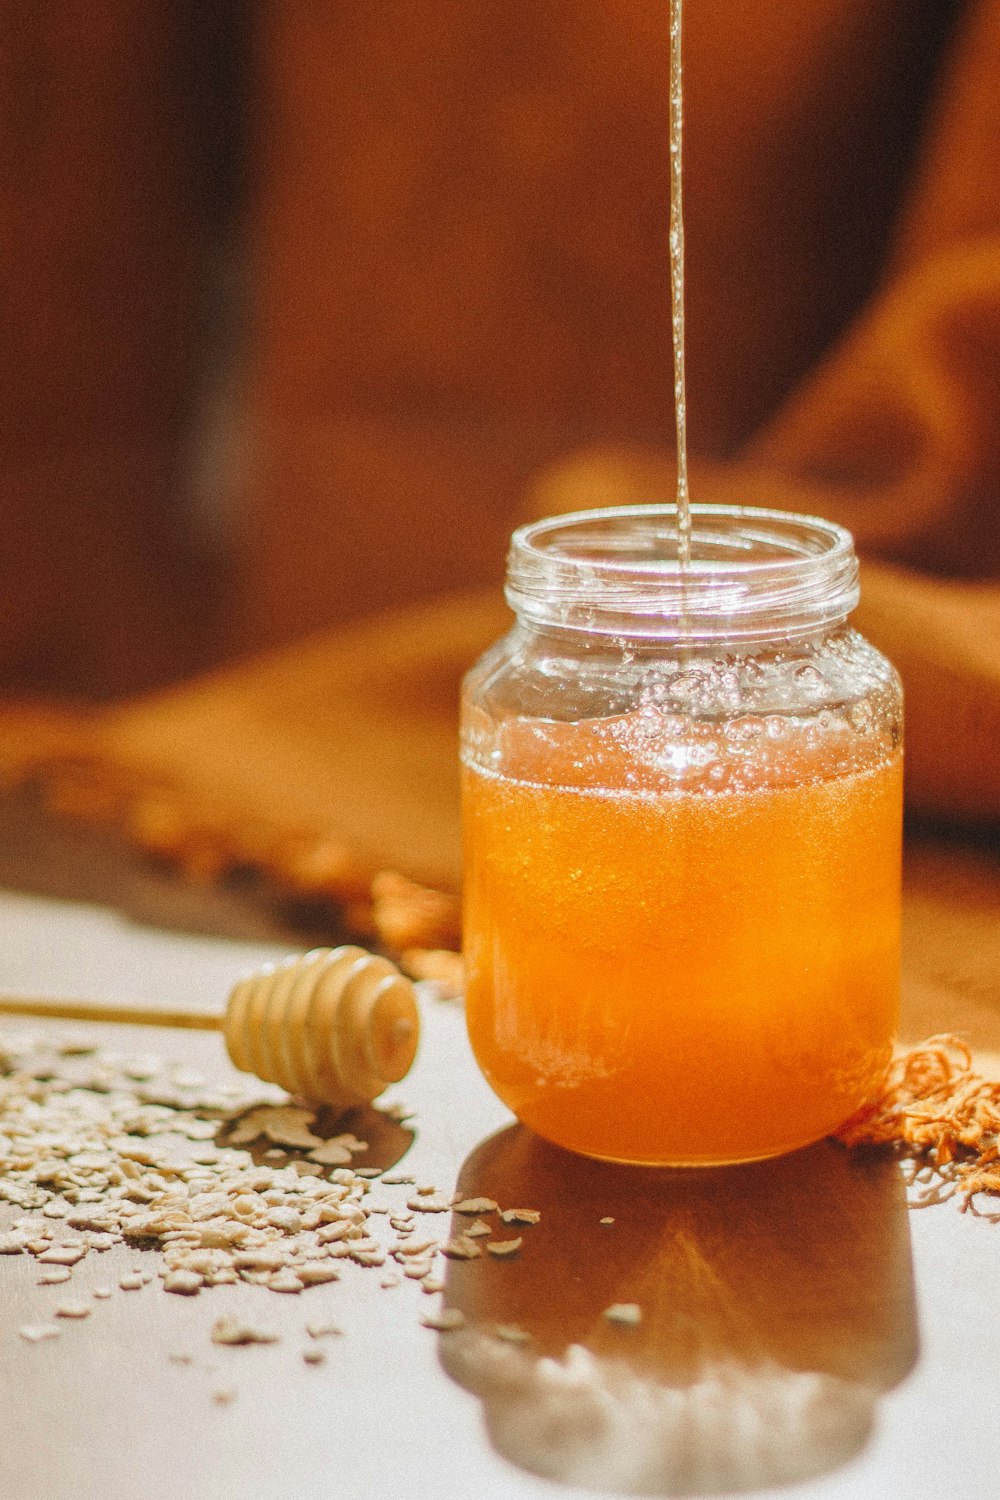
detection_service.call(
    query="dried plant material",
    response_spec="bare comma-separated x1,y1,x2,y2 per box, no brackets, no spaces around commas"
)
835,1036,1000,1213
381,1173,415,1186
55,1300,92,1319
421,1275,445,1294
228,1107,323,1151
93,1287,113,1300
485,1237,523,1259
399,949,465,1000
211,1317,279,1346
499,1208,540,1226
600,1217,615,1226
212,1386,237,1406
38,1268,72,1285
119,1274,145,1292
406,1194,452,1214
464,1220,492,1239
604,1303,642,1326
441,1236,482,1261
371,872,461,952
302,1346,326,1366
0,1234,25,1254
380,1274,402,1289
494,1324,531,1344
19,1324,60,1343
421,1309,465,1332
453,1197,498,1216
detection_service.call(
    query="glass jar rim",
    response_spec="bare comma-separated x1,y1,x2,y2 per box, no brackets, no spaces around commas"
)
505,504,860,641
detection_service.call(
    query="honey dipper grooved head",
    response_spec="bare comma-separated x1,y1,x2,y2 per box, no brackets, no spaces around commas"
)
223,948,419,1110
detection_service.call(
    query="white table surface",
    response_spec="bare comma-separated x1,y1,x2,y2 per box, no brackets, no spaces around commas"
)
0,881,997,1500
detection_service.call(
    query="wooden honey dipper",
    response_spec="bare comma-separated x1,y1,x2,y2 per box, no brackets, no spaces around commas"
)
0,947,420,1111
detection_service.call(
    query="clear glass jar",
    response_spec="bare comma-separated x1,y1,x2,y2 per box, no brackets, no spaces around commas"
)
461,506,903,1166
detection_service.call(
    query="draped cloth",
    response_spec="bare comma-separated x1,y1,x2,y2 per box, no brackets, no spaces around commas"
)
4,0,1000,898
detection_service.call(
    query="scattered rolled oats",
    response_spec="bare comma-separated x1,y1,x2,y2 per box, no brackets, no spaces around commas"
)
228,1107,323,1151
211,1317,279,1346
403,1260,435,1280
420,1309,465,1332
603,1303,642,1326
302,1346,326,1365
19,1324,60,1343
441,1237,481,1260
350,1247,386,1267
163,1270,203,1295
398,948,465,1000
600,1217,615,1225
499,1208,540,1225
38,1246,86,1266
297,1262,340,1286
55,1300,92,1319
305,1321,343,1340
494,1324,531,1344
485,1238,523,1258
393,1238,438,1258
0,1032,562,1352
306,1141,352,1167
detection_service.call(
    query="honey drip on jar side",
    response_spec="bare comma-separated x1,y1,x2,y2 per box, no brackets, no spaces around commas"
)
670,0,691,566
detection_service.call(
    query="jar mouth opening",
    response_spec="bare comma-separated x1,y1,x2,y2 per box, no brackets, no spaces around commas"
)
506,504,860,641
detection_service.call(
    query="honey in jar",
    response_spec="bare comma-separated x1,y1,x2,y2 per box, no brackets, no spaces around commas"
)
461,506,903,1166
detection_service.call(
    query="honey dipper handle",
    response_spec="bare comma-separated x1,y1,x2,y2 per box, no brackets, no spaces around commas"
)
0,994,223,1031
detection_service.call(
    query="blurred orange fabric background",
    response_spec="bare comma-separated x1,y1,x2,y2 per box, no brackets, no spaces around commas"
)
2,0,1000,878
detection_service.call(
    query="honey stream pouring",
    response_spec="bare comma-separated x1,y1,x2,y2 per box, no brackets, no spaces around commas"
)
0,947,420,1112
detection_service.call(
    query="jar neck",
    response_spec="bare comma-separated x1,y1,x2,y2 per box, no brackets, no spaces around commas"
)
512,615,849,658
506,505,860,647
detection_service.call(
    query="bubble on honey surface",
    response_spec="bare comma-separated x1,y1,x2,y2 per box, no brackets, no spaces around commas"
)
793,664,825,695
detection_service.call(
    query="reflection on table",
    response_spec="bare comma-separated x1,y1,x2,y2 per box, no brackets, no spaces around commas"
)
439,1127,917,1495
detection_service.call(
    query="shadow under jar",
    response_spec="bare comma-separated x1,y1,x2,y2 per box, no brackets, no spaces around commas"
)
461,506,903,1166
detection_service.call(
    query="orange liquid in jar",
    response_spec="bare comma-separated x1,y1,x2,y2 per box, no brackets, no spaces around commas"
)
462,718,902,1166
